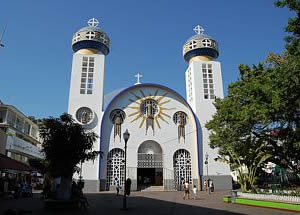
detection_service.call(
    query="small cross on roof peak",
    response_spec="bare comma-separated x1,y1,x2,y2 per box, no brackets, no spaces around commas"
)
134,73,143,85
193,25,205,35
88,18,99,27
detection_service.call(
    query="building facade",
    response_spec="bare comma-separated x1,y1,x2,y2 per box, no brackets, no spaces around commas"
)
0,103,44,163
67,19,231,192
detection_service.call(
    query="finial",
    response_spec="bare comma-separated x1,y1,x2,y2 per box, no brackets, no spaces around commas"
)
134,73,143,85
193,25,204,35
88,18,99,27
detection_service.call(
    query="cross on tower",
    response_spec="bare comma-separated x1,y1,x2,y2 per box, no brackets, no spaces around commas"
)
134,73,143,85
88,18,99,27
193,25,205,35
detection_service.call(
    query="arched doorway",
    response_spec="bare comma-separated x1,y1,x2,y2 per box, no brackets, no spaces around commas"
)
106,148,125,190
173,149,192,190
137,140,163,188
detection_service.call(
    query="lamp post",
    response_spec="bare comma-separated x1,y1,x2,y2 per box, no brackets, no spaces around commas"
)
205,152,210,194
122,129,130,210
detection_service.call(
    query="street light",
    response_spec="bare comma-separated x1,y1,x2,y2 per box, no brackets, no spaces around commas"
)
122,129,130,210
205,152,210,194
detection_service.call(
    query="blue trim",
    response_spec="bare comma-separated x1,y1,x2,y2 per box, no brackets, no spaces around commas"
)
72,40,109,55
184,48,218,62
98,83,202,179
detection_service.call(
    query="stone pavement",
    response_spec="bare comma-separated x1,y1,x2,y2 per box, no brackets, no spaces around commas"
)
0,190,298,215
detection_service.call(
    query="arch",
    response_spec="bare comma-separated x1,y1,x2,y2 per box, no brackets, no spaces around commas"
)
106,148,125,189
99,83,201,179
138,140,162,154
173,149,192,191
137,140,162,168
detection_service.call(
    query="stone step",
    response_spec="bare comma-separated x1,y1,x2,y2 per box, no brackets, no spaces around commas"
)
141,186,164,192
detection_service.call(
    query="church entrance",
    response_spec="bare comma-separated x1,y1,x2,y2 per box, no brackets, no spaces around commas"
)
137,141,163,190
137,168,163,186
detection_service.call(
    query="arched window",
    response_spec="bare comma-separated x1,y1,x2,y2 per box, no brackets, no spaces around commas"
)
173,111,188,141
86,31,96,39
106,148,125,189
201,39,212,47
109,109,126,141
173,149,192,190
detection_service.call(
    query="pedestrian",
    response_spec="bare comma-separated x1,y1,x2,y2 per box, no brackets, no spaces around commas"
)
203,180,207,192
183,181,190,200
125,178,132,196
192,185,197,200
116,183,120,196
210,180,214,192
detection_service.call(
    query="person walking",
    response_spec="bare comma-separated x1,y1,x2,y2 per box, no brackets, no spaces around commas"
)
183,181,190,200
203,180,207,192
192,185,197,200
210,180,214,192
116,183,120,196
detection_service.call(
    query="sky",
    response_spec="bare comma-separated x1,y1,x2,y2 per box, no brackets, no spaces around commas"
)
0,0,293,119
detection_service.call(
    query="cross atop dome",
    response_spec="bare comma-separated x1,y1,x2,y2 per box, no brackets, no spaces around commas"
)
134,73,143,85
88,18,99,27
193,25,204,35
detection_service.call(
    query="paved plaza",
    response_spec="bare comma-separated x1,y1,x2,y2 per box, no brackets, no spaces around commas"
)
0,190,298,215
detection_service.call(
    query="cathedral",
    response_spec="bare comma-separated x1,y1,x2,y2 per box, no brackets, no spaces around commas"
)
67,18,231,192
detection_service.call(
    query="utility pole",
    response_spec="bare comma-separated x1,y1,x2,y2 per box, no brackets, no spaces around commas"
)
0,25,7,52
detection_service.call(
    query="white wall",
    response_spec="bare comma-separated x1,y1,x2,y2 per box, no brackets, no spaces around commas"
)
100,84,199,181
186,60,230,176
68,53,106,180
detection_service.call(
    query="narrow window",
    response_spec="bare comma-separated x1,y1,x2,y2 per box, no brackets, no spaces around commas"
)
79,57,94,94
202,64,215,99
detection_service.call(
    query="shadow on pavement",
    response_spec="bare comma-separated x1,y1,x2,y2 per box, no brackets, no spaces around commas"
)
0,192,296,215
0,193,243,215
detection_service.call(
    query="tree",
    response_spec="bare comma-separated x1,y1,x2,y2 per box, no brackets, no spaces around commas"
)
275,0,300,56
205,63,276,191
28,158,49,174
39,113,100,200
216,145,271,192
206,1,300,190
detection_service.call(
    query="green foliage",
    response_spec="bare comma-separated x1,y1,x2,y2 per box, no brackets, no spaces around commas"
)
275,0,300,55
39,113,100,178
206,1,300,189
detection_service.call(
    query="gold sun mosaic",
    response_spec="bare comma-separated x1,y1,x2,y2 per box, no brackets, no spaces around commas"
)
126,89,176,134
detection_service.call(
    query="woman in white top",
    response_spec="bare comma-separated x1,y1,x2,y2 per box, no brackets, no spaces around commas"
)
192,185,197,200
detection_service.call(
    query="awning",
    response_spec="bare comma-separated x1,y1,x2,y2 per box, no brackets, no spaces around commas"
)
0,153,35,172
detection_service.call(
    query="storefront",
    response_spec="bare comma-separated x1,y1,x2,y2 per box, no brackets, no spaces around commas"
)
0,153,35,195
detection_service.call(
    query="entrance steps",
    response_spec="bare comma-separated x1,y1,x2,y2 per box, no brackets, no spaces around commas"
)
141,186,164,192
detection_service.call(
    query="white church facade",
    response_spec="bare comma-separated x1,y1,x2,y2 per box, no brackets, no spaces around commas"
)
67,18,231,192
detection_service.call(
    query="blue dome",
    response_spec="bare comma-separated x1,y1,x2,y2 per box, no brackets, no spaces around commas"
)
72,20,110,55
183,31,219,62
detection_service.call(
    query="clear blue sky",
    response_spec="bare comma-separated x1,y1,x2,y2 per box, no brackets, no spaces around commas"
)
0,0,293,119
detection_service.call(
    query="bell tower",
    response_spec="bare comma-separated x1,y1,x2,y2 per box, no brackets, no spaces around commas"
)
183,25,231,189
67,18,110,189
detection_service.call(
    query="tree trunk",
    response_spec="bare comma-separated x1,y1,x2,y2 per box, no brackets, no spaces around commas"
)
57,176,72,200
